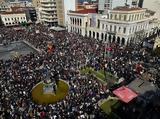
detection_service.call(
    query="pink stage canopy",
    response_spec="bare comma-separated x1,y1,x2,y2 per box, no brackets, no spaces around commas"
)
113,86,138,103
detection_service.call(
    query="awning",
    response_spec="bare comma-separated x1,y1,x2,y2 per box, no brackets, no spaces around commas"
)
49,26,65,32
113,86,138,103
127,79,157,95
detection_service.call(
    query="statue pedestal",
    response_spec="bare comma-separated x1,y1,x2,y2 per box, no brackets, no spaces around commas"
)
31,80,69,105
43,82,56,94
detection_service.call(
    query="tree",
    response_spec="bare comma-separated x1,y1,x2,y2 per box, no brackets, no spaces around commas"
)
21,21,27,27
154,46,160,56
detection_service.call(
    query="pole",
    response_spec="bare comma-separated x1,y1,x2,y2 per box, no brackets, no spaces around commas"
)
104,42,107,81
104,42,107,59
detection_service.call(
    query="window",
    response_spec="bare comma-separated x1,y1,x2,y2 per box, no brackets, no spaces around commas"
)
135,26,137,32
118,27,121,33
134,14,137,20
137,14,139,20
123,27,126,33
114,25,116,32
132,15,134,21
129,28,131,33
110,14,113,20
115,14,117,20
110,25,112,31
11,18,13,20
107,14,109,19
102,24,104,29
128,15,131,21
97,19,100,28
80,19,82,26
132,27,134,32
124,15,127,21
8,18,10,21
5,18,7,21
106,25,108,31
119,14,121,20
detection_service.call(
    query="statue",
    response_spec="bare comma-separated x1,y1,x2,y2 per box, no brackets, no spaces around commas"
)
42,67,59,95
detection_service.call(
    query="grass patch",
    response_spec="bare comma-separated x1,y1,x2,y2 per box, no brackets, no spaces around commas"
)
80,67,118,85
100,98,118,114
32,80,69,105
99,97,121,119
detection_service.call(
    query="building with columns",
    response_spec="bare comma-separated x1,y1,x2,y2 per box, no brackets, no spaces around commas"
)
67,6,156,45
0,11,27,26
68,9,97,37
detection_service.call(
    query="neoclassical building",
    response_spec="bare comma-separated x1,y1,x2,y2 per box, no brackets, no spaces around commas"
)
67,6,156,45
0,11,27,26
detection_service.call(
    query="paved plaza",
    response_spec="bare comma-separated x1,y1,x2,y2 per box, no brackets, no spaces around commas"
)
0,41,38,60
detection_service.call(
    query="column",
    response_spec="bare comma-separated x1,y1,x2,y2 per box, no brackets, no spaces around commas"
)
119,37,122,45
95,32,97,39
125,38,128,46
110,35,113,43
91,31,93,38
87,30,89,37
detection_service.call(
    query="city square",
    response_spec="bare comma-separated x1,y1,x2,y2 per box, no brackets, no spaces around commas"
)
0,0,160,119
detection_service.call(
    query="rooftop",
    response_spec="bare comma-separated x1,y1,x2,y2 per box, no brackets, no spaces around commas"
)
0,11,25,15
11,7,35,12
113,6,144,11
70,8,97,14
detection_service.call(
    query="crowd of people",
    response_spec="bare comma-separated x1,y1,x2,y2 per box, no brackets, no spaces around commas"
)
0,24,160,119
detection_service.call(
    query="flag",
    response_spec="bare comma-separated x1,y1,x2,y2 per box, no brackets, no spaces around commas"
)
106,47,112,58
47,42,55,53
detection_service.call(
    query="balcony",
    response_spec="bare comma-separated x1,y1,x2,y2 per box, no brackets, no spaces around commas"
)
42,18,57,22
41,8,56,11
42,15,57,19
41,4,56,7
41,11,56,15
41,0,55,3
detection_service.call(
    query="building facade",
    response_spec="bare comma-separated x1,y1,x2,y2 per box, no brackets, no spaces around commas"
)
55,0,64,26
11,7,37,22
0,3,11,12
0,0,5,4
32,0,41,8
0,12,27,26
23,7,37,22
68,6,156,45
40,0,58,26
143,0,160,19
63,0,77,26
98,0,139,14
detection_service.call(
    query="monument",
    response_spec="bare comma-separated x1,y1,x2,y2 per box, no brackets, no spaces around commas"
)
31,70,69,105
